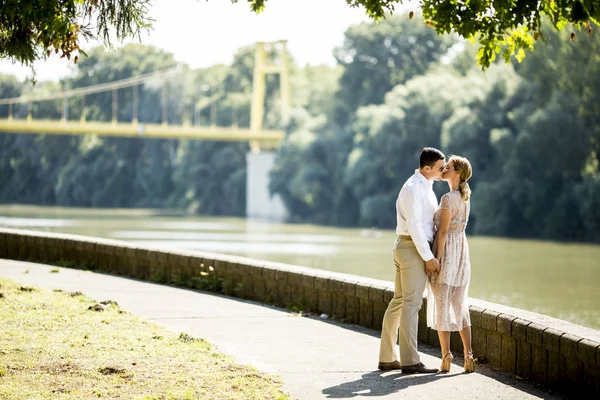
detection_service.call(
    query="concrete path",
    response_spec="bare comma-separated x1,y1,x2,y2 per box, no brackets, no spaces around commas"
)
1,259,565,400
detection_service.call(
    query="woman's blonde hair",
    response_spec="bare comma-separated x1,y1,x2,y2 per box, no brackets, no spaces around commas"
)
449,155,472,201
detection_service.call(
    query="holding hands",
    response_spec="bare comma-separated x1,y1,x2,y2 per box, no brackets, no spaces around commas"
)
425,257,440,275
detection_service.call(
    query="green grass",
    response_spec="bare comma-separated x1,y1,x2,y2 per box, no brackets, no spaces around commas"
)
0,278,290,400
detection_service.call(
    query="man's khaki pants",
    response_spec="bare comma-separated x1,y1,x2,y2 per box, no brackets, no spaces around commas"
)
378,236,427,366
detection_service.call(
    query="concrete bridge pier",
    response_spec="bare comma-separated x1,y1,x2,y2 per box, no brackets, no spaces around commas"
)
246,151,288,221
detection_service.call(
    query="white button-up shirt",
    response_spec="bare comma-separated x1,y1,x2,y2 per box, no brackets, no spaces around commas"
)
396,169,438,262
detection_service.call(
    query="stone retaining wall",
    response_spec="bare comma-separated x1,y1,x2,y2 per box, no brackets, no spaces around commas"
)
0,227,598,394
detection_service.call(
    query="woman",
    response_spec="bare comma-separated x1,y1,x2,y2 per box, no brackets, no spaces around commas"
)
427,155,475,373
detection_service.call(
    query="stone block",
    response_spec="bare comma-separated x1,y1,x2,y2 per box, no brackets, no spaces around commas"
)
516,340,532,379
303,286,318,313
547,351,565,388
449,332,462,354
6,234,18,259
358,298,373,328
317,289,332,315
0,232,6,258
46,238,58,261
262,267,277,284
345,295,359,324
212,259,227,280
301,272,316,289
288,280,304,309
28,236,40,261
276,280,291,306
564,357,583,387
418,312,429,344
36,237,47,261
264,274,278,303
469,306,484,328
531,344,548,384
275,268,289,284
287,271,302,287
328,278,343,294
472,326,487,360
583,363,600,394
542,328,563,353
342,280,357,297
560,333,582,357
501,335,517,373
427,328,439,347
355,284,370,300
372,302,386,331
526,322,545,347
487,331,502,366
482,310,499,331
83,241,97,268
252,278,266,302
512,318,530,341
497,314,516,335
578,339,599,366
314,276,329,291
331,292,346,319
126,256,138,278
369,285,385,303
240,266,254,300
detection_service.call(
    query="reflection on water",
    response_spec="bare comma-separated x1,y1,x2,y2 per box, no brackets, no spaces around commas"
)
1,205,599,330
112,231,344,243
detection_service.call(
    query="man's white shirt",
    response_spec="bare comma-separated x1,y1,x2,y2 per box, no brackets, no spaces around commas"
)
396,169,438,262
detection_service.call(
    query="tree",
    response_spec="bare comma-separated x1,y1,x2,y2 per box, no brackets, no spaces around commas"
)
238,0,600,68
0,0,151,68
332,13,455,125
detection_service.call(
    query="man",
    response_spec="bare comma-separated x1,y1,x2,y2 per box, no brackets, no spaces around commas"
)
378,147,446,373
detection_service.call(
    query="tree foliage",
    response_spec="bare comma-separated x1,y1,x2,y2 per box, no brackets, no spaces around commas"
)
240,0,600,68
0,0,152,67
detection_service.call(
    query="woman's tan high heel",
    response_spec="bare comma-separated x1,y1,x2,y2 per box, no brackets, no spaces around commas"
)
440,352,453,373
464,352,475,373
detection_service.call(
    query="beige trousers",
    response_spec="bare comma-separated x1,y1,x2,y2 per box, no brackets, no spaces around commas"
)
378,236,427,366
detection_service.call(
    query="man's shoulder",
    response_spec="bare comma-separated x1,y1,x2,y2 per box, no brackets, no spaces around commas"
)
400,176,420,198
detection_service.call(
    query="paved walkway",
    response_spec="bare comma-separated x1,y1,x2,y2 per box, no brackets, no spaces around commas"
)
1,259,565,400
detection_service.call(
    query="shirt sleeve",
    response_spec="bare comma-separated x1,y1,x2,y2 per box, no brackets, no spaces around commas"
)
401,187,435,262
439,193,451,211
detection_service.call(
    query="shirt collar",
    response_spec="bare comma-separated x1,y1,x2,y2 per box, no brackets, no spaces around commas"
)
414,169,433,188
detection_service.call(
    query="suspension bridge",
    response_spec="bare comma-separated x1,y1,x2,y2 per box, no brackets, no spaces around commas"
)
0,41,291,150
0,41,291,220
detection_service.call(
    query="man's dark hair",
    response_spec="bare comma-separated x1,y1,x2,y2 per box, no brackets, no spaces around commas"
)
420,147,445,168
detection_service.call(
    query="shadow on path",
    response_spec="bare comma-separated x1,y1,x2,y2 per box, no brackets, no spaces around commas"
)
322,370,459,398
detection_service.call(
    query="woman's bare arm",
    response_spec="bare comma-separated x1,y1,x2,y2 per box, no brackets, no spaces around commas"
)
435,208,452,262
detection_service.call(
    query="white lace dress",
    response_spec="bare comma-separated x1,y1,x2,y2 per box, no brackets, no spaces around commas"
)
427,190,472,332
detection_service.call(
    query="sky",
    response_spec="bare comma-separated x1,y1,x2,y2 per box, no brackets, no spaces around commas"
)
0,0,414,82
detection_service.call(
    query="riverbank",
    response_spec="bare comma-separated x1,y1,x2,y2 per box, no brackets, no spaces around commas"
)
1,205,599,329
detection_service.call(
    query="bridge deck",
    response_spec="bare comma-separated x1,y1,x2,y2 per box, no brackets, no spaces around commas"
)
0,118,284,143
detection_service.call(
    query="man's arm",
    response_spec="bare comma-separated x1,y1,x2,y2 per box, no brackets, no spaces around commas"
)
402,188,435,262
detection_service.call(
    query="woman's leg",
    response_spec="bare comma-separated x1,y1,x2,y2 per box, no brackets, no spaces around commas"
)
458,325,472,356
438,330,453,372
438,330,451,357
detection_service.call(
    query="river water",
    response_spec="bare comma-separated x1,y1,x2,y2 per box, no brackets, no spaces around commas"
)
1,205,599,330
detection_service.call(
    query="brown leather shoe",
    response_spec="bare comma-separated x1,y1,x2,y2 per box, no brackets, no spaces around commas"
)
401,362,439,374
378,360,402,370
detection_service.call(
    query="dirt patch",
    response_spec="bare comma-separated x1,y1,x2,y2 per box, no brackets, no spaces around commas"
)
88,304,106,312
40,362,79,374
98,366,126,375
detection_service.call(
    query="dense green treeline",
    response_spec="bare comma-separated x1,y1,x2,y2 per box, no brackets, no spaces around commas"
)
1,14,599,242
